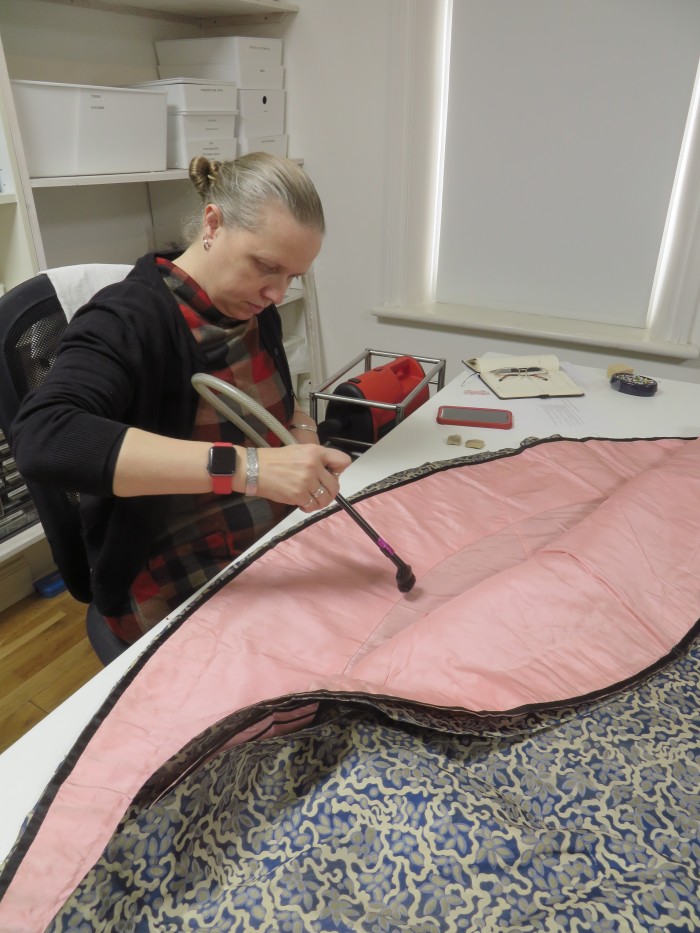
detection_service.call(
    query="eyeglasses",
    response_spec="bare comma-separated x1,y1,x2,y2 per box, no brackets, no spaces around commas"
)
492,366,549,382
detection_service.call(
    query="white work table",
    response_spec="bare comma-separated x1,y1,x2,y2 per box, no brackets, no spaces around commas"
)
1,361,699,863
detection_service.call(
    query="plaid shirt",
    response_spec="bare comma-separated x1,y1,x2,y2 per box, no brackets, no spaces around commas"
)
106,258,292,642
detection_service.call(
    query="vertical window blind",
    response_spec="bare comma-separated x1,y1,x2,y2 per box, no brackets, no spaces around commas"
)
436,0,700,328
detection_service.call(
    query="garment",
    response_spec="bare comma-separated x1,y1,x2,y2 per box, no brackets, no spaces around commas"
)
106,256,292,641
11,252,293,617
3,437,700,932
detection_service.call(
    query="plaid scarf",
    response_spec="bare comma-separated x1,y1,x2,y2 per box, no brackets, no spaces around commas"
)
106,257,292,643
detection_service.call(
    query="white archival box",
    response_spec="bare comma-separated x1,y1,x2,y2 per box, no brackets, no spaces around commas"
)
129,78,238,113
12,80,167,176
167,112,237,139
166,111,238,168
166,132,238,169
236,89,285,137
237,134,288,157
155,36,283,67
157,62,284,90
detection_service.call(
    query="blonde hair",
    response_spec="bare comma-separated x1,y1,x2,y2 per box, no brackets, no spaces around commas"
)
184,152,325,242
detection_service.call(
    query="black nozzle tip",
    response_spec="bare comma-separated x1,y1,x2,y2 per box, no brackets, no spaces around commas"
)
396,566,416,593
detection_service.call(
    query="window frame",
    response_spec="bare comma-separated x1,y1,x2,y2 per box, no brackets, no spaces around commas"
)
377,0,700,360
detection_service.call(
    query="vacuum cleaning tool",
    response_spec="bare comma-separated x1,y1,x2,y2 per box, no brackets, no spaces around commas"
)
191,373,416,594
334,491,416,592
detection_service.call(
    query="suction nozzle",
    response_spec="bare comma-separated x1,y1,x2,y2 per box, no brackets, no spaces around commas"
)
396,564,416,593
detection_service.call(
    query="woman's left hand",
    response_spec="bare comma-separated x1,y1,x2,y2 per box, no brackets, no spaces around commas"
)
289,411,320,445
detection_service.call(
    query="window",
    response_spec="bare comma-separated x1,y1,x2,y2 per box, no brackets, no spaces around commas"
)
380,0,700,358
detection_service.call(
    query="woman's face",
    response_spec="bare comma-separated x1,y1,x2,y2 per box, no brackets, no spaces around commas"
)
202,201,323,321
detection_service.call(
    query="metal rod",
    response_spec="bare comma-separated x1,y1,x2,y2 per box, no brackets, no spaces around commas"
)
336,492,411,575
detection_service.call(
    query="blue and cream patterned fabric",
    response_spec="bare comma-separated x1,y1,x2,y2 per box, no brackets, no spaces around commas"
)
48,634,700,932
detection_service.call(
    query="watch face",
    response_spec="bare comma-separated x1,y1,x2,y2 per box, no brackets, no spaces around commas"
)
209,445,237,475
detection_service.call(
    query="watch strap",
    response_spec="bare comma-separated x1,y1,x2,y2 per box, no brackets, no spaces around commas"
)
208,442,236,495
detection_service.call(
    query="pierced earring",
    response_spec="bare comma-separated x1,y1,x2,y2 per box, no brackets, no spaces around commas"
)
203,235,211,252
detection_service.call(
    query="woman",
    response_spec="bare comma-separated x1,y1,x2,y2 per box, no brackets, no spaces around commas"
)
12,153,351,644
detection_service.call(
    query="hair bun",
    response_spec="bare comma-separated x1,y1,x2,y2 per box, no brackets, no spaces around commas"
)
188,156,222,197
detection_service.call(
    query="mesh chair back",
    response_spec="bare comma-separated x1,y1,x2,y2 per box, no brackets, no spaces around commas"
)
0,275,90,601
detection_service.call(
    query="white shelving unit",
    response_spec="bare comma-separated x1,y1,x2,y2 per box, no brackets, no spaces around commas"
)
0,0,315,375
0,0,323,592
0,0,301,260
0,523,44,563
30,169,190,188
0,34,40,292
45,0,299,26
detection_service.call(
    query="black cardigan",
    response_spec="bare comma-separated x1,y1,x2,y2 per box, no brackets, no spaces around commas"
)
12,253,293,615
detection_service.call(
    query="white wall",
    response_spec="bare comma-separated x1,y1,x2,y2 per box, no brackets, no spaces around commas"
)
283,0,464,378
282,2,401,373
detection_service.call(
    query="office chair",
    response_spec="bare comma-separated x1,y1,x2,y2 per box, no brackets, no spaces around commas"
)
0,264,132,664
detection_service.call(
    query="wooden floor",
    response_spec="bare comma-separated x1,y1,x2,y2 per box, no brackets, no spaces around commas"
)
0,589,102,754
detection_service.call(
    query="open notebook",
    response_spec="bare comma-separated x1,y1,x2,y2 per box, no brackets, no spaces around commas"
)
463,354,585,400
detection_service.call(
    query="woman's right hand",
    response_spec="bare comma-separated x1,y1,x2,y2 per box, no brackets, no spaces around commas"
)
256,443,352,512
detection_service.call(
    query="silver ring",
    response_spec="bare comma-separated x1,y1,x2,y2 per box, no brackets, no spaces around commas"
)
313,485,326,498
304,496,315,508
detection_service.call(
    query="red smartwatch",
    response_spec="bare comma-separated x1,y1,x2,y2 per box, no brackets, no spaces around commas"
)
208,443,237,494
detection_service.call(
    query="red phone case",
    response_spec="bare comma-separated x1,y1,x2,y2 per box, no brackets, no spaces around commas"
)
436,406,513,429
